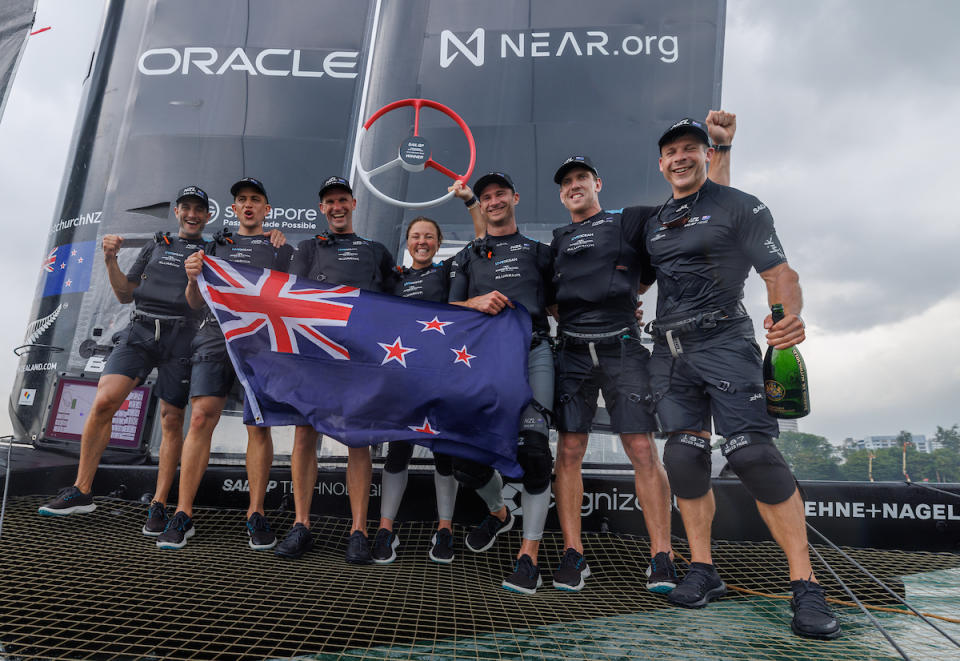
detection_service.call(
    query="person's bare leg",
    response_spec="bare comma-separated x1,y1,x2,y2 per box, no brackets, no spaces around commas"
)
174,395,225,517
74,374,137,493
554,432,588,552
755,489,815,582
675,491,717,565
347,446,372,535
246,426,274,518
518,539,542,564
152,400,186,505
621,432,672,557
291,426,319,527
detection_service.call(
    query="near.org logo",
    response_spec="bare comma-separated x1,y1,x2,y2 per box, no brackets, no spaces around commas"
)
440,27,679,68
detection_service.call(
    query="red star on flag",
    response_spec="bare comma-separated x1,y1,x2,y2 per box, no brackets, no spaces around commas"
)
451,345,476,367
65,279,73,287
378,337,417,367
408,417,440,435
60,262,66,269
417,316,453,334
77,257,84,263
70,249,77,256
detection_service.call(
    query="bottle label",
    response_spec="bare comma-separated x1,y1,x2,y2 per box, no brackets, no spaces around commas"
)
765,380,786,401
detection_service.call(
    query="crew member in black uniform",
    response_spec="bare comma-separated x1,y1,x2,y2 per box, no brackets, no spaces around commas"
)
548,112,736,593
38,186,211,532
372,188,485,565
447,172,556,595
275,176,399,562
157,178,292,550
646,118,839,639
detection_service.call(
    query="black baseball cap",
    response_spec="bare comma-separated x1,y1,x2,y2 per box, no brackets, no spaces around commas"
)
658,118,710,150
230,177,269,201
175,185,209,209
553,155,599,184
473,171,516,197
318,176,353,199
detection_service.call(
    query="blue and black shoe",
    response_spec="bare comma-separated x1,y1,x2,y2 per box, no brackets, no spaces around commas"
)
274,523,313,559
646,551,678,593
503,554,543,595
142,501,169,536
371,527,400,564
345,530,373,565
246,512,277,550
156,511,195,550
552,547,591,592
38,486,96,516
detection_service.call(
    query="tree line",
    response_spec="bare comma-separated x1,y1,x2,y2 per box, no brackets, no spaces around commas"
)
771,424,960,483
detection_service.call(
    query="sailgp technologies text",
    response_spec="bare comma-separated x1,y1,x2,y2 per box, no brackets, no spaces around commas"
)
222,478,381,497
804,500,960,520
440,28,679,68
138,47,359,78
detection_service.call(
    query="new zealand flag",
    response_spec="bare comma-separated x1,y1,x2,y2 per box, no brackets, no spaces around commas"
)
42,241,96,297
197,255,532,477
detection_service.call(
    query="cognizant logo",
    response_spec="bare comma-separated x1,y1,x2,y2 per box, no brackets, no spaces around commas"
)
440,28,679,68
138,47,359,78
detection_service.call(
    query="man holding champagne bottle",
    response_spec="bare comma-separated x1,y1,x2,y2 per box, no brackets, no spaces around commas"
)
643,118,840,640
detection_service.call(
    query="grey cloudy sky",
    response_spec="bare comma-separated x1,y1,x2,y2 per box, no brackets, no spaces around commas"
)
0,0,957,443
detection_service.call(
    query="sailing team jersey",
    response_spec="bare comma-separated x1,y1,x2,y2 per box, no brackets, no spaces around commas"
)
291,232,398,293
126,233,206,317
394,259,451,302
644,178,787,326
551,207,656,332
448,231,554,334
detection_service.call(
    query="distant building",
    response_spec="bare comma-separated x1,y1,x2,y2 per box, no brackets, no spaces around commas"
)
842,434,939,454
778,419,799,433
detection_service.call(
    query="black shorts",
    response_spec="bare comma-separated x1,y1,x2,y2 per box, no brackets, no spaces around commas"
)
103,318,195,408
649,334,779,439
189,328,239,399
555,335,657,434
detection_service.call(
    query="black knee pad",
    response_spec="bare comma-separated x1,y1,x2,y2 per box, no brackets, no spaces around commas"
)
520,401,550,438
452,458,495,490
384,441,414,473
662,433,713,499
721,434,797,505
434,452,453,476
517,430,553,495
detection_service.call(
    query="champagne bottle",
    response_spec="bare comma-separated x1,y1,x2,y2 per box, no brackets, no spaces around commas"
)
763,304,811,418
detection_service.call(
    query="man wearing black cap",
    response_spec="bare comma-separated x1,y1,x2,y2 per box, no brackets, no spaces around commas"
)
38,186,211,534
646,118,839,638
549,112,736,594
276,175,399,562
157,177,293,550
446,171,556,594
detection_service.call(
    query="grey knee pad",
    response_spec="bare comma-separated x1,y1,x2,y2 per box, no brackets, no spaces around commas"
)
452,458,495,490
384,441,414,474
662,433,713,499
517,430,553,495
721,433,797,505
519,401,550,439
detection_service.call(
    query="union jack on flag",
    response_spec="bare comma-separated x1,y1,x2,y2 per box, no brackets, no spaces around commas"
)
197,255,532,478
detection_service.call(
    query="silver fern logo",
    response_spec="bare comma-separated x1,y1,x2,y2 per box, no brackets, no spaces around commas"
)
24,304,63,344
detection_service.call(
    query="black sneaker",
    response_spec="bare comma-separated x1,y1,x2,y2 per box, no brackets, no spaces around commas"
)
345,530,373,565
142,501,169,536
668,562,727,608
246,512,277,550
429,528,455,564
465,510,514,553
790,579,841,639
552,547,591,592
156,511,195,550
274,523,313,559
646,551,678,594
371,528,400,564
502,554,543,595
38,486,96,516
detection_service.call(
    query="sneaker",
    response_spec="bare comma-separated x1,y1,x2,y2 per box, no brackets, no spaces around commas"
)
345,530,373,565
142,501,169,536
274,523,313,559
38,486,96,516
156,511,195,549
668,562,727,608
790,579,841,639
552,547,592,592
428,528,455,564
645,551,678,593
371,528,400,564
502,554,543,595
465,510,514,553
246,512,277,550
